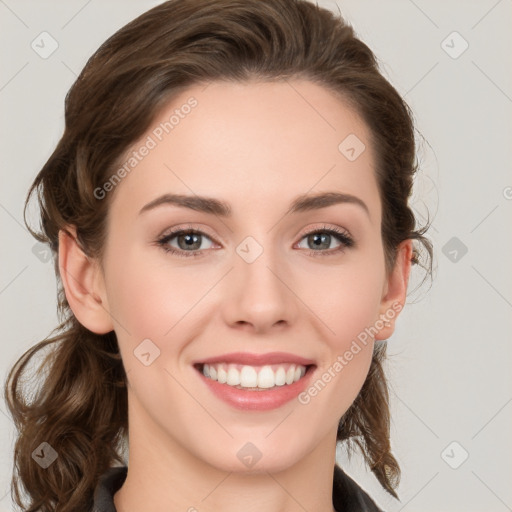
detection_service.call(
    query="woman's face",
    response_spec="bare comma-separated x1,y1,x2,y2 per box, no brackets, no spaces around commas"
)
91,80,409,473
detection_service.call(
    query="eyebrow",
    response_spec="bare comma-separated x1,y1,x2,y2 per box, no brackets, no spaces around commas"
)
139,191,370,217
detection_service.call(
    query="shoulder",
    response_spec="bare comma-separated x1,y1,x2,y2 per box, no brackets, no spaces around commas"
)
332,464,385,512
92,466,127,512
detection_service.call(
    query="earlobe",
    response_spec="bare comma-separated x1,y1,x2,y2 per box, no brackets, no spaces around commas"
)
58,227,114,334
375,239,413,340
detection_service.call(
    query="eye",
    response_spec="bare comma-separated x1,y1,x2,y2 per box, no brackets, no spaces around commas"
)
156,224,354,258
156,226,216,258
295,225,354,256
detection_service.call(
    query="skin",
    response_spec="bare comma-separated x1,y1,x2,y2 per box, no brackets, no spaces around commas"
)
59,79,412,512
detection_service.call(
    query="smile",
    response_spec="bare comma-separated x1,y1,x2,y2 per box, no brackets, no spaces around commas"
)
193,352,317,411
198,362,309,390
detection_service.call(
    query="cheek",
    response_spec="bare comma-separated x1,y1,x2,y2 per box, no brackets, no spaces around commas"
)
103,245,213,341
297,257,386,348
294,254,385,406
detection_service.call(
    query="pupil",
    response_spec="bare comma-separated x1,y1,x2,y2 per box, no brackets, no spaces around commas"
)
180,233,200,249
311,233,329,249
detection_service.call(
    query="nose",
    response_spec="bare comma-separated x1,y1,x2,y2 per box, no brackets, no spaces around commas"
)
221,242,300,334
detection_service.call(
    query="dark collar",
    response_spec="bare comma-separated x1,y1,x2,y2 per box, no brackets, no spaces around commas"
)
92,464,384,512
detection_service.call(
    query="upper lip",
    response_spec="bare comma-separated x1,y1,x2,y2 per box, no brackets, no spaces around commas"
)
194,351,316,366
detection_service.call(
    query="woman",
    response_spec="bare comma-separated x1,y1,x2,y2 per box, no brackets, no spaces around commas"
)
4,0,432,511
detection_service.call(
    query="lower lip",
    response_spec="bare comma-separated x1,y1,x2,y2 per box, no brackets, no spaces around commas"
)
196,366,316,411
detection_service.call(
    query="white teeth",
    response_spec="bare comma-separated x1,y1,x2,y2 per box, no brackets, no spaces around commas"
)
285,366,295,385
240,366,258,388
257,366,275,388
217,365,227,384
275,366,286,386
227,366,240,386
200,362,308,389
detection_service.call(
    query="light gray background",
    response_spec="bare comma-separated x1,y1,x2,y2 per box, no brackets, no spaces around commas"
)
1,1,511,511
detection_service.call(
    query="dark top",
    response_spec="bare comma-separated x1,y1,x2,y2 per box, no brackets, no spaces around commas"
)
92,464,384,511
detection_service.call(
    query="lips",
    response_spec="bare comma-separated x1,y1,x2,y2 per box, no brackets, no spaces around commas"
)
193,352,316,389
195,351,316,366
192,352,317,410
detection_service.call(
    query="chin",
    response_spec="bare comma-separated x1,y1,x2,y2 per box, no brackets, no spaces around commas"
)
195,436,309,475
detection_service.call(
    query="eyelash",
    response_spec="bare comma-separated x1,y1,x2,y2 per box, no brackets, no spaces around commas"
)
155,224,355,258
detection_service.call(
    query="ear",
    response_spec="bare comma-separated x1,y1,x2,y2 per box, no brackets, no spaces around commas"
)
58,227,114,334
375,239,413,340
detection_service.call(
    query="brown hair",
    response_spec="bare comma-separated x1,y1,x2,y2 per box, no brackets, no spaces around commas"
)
4,0,432,510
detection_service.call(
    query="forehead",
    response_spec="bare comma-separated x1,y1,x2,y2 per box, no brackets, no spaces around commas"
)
108,79,380,223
